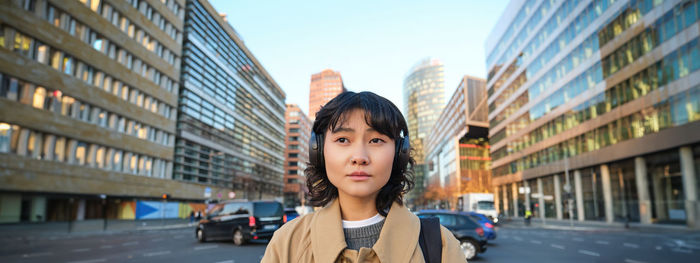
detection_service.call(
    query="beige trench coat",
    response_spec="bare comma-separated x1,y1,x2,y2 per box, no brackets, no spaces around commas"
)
261,199,467,262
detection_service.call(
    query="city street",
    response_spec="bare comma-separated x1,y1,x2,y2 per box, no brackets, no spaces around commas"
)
0,228,267,263
480,223,700,263
1,222,698,263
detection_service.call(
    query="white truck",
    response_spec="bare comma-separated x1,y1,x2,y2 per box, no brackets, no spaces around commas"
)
458,193,498,223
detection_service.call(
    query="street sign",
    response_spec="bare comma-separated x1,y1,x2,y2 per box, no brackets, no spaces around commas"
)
563,184,571,192
228,192,235,199
204,187,211,198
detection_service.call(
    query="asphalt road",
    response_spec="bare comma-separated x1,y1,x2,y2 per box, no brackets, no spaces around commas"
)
0,227,266,263
476,224,699,263
1,223,698,263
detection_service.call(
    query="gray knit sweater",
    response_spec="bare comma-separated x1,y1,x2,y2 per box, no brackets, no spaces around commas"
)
342,219,385,250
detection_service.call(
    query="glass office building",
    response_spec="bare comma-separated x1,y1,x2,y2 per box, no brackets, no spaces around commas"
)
404,58,445,205
175,0,286,200
487,0,700,227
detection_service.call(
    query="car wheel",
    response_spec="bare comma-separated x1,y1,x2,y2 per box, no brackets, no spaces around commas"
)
196,229,207,243
233,229,245,246
460,239,478,260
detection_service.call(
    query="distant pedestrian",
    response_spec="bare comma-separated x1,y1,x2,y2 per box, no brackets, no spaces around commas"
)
261,91,465,262
189,211,195,225
525,210,532,226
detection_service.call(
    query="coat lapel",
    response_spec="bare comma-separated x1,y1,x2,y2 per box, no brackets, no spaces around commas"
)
372,202,421,263
311,199,347,262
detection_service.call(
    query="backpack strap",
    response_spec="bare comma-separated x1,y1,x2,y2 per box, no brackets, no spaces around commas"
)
419,217,442,263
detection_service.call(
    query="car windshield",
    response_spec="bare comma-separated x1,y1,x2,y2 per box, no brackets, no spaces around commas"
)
477,201,495,210
254,202,283,217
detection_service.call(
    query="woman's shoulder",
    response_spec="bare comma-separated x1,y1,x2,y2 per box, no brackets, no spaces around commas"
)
263,212,315,262
270,212,315,242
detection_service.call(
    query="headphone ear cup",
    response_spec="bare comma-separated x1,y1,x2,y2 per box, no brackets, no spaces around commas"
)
394,136,410,173
309,131,323,167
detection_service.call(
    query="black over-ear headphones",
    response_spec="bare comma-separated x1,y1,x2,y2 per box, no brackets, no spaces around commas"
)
309,131,411,175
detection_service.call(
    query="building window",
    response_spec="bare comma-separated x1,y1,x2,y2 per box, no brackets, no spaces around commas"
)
288,153,298,158
288,169,297,175
288,161,297,166
0,123,12,153
75,142,87,165
54,136,65,162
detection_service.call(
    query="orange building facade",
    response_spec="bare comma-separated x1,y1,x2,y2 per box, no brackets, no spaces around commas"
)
308,69,346,120
283,104,312,208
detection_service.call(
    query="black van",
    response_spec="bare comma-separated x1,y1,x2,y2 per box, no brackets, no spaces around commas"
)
195,200,285,245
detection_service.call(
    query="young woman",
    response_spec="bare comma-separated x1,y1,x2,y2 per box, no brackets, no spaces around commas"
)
262,91,465,262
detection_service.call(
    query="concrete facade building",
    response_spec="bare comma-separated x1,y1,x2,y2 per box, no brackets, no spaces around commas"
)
0,0,224,223
487,0,700,228
308,69,345,120
283,104,311,208
425,76,490,207
175,0,286,200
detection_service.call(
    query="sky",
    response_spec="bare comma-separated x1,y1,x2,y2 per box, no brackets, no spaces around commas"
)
210,0,509,115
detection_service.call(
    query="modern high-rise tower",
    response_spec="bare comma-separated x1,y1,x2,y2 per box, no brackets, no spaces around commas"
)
308,69,346,120
403,58,445,206
403,58,445,163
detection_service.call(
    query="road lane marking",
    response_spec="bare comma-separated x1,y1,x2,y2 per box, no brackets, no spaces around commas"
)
672,248,692,254
572,237,584,242
625,259,647,263
194,245,219,250
144,250,171,257
595,240,610,245
513,236,523,241
655,246,662,250
215,260,235,263
624,243,640,249
550,244,565,249
122,241,139,246
151,238,164,242
67,259,106,263
72,248,91,252
173,235,185,239
530,240,542,244
578,249,600,257
22,252,53,258
100,245,113,249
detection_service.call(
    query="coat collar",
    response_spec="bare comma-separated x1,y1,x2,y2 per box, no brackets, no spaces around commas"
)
372,201,420,263
311,199,348,263
311,199,421,262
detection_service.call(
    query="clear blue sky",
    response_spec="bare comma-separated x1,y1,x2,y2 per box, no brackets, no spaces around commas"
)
210,0,509,115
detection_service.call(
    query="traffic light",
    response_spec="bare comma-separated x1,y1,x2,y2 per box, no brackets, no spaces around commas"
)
162,194,170,200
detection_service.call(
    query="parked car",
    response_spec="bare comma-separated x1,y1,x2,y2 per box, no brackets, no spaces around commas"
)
284,208,300,222
196,200,285,245
462,212,497,240
416,210,488,261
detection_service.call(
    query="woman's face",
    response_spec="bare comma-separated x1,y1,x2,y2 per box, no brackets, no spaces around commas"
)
324,109,396,201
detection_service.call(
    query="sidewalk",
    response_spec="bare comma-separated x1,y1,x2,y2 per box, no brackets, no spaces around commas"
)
499,216,698,233
0,218,195,240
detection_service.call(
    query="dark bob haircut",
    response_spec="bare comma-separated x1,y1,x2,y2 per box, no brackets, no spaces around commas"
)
305,91,415,216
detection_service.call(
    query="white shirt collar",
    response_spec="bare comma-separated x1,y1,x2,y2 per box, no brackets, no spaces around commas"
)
342,213,385,229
